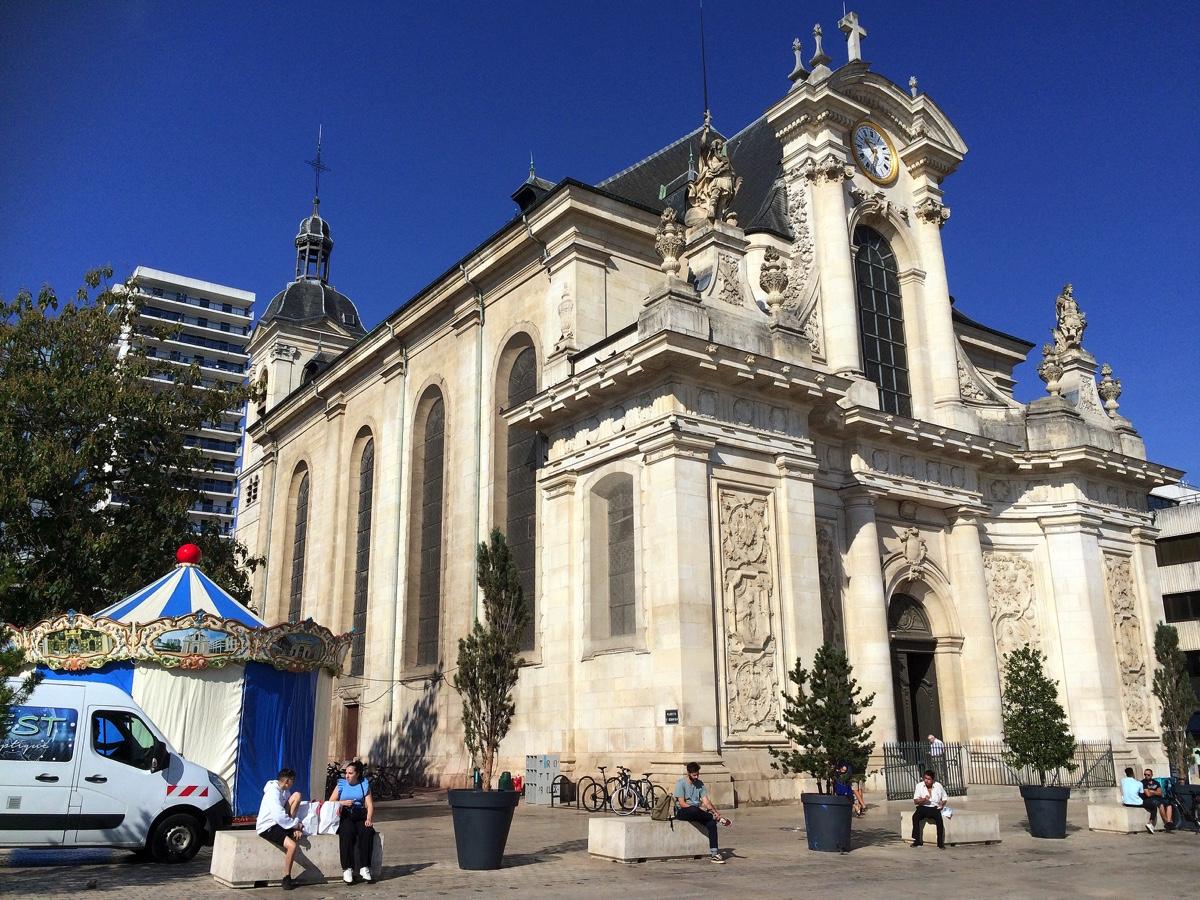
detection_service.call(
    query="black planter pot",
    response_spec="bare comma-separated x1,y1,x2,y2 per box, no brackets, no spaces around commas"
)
447,789,520,870
1019,785,1071,839
801,793,854,852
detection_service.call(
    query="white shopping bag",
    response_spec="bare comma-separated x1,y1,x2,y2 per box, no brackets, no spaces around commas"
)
299,800,342,835
942,805,954,820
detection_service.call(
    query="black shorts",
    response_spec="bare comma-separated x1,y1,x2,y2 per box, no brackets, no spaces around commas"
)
259,824,291,848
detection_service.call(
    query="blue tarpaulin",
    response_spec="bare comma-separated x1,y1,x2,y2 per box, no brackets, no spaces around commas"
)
233,662,318,817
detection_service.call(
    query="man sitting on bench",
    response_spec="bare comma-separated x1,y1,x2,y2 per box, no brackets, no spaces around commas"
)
256,767,303,890
674,762,731,864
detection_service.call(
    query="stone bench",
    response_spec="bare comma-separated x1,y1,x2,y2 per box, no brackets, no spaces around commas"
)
898,811,1001,846
210,829,384,888
1088,804,1150,834
588,816,712,863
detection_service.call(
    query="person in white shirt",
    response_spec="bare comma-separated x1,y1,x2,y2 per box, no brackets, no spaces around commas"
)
256,767,304,890
911,769,947,849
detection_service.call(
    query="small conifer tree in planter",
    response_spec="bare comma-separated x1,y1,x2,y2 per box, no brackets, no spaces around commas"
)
1151,623,1196,781
770,643,875,852
1000,645,1077,838
447,529,529,869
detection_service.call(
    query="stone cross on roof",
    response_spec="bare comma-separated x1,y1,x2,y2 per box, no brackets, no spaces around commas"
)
838,11,867,62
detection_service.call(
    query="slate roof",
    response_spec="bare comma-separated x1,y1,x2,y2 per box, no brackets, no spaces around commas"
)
598,115,789,240
262,279,366,336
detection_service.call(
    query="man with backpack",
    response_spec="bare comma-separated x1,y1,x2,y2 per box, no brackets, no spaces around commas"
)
673,762,732,863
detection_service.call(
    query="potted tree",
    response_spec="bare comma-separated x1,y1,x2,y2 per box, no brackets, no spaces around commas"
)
770,643,875,852
447,529,529,870
1001,645,1077,838
1152,623,1196,782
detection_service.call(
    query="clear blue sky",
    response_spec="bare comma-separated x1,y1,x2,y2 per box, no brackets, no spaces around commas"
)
2,1,1196,478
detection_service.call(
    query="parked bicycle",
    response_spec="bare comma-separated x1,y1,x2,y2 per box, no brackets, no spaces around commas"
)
610,767,666,816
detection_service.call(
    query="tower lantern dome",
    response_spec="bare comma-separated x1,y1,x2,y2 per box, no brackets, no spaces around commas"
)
295,200,334,282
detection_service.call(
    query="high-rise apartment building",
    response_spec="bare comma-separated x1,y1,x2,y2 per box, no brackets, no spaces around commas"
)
119,266,255,535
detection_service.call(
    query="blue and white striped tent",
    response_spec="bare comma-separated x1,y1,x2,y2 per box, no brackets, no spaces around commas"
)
42,559,330,817
95,563,267,627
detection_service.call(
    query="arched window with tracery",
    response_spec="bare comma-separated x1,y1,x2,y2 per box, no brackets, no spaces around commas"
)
501,343,538,649
287,467,310,624
408,389,446,668
854,226,912,417
589,472,637,641
349,437,374,677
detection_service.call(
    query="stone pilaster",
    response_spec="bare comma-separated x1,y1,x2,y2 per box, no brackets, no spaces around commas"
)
807,159,862,378
947,509,1003,740
841,489,898,747
773,453,823,678
1039,514,1127,740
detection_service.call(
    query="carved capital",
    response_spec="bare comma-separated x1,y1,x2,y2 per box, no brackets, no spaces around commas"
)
914,197,951,227
801,153,855,184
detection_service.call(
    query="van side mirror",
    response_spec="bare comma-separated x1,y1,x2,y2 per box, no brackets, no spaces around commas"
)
150,739,168,773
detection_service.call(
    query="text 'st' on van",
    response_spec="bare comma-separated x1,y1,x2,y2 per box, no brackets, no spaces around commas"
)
1,679,231,862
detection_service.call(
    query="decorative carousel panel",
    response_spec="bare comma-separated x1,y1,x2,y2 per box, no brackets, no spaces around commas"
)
254,621,350,674
24,612,131,671
139,612,256,670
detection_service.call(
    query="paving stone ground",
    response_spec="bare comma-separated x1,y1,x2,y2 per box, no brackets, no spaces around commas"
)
2,793,1196,899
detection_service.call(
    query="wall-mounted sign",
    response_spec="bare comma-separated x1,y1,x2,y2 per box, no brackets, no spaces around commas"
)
665,709,679,725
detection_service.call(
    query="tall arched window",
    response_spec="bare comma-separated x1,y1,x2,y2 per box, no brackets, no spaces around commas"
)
287,468,310,624
409,390,445,668
589,473,637,640
349,437,374,677
504,345,538,649
854,226,912,417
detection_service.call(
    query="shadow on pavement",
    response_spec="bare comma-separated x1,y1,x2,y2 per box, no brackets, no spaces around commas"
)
380,861,435,879
502,838,589,868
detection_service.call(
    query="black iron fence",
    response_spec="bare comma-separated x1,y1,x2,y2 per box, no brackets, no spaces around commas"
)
965,740,1115,788
883,742,968,800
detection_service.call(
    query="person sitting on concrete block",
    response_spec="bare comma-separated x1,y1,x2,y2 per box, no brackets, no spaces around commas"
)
673,762,732,864
329,760,376,884
256,767,304,890
912,769,947,849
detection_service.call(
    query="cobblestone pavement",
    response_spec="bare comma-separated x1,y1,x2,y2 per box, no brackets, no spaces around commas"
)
2,794,1196,899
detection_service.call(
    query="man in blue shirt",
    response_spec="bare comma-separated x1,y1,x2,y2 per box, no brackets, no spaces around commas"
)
674,762,731,864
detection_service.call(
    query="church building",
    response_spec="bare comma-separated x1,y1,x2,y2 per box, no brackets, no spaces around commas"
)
235,15,1182,801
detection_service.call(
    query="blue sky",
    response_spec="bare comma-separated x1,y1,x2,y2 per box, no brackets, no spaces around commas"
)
2,1,1197,478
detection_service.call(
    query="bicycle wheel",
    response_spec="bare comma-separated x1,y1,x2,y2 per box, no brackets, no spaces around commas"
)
642,781,665,809
614,784,639,816
581,779,607,812
605,777,622,806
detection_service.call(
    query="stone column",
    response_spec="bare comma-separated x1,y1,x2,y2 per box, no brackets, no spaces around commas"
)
947,510,1004,740
773,453,823,681
1039,514,1126,740
911,197,971,430
807,159,862,378
841,489,898,745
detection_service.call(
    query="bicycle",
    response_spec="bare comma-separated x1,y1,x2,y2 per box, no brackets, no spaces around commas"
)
611,767,665,816
578,765,611,812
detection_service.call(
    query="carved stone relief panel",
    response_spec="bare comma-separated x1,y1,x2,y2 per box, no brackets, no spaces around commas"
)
982,552,1040,664
816,522,844,648
717,488,781,738
780,167,822,356
860,446,972,493
684,387,798,438
714,254,746,306
1103,555,1153,734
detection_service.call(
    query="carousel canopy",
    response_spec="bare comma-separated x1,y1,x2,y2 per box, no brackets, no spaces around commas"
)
95,561,266,627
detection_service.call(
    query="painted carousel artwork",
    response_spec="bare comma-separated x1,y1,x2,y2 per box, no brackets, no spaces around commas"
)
11,544,351,818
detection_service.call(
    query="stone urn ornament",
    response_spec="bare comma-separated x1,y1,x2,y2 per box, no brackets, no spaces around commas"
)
759,247,790,319
1036,344,1064,397
654,207,685,276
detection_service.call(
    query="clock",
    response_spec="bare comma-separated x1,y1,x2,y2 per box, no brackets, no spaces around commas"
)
851,121,898,185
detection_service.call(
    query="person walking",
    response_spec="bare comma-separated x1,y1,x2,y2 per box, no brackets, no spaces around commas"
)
329,760,376,883
256,767,304,890
911,769,947,849
673,762,732,864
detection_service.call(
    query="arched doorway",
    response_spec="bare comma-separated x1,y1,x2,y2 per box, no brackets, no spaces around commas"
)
888,594,943,743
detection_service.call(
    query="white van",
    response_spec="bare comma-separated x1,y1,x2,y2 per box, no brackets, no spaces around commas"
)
0,679,231,862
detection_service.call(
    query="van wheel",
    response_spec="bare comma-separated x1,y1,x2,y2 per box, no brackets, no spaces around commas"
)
149,813,202,863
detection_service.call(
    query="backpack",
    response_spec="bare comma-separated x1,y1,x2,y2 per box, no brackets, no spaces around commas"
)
651,791,674,821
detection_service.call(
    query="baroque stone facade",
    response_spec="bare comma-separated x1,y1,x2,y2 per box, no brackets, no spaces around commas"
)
236,16,1181,802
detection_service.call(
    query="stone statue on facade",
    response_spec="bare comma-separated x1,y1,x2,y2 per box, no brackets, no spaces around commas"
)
685,116,742,229
1051,283,1086,352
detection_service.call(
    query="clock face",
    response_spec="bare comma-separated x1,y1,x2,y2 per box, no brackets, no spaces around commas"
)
852,122,898,185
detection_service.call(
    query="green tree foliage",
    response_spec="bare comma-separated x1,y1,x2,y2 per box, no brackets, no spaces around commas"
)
0,269,261,625
1001,645,1077,785
770,643,876,793
0,625,42,740
451,529,529,790
1152,623,1197,779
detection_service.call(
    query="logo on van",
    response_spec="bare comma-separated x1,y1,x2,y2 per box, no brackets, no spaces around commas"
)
0,706,78,762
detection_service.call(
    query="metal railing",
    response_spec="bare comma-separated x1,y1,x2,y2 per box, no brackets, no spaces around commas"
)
883,742,968,800
965,740,1115,788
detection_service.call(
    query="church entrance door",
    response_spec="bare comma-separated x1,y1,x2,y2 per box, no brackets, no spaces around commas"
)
888,594,943,744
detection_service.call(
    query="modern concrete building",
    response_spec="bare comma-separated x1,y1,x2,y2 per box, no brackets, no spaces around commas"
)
1151,483,1200,702
120,266,255,535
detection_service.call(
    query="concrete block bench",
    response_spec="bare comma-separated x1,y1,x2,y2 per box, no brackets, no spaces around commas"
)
1088,804,1149,834
210,829,384,888
898,811,1001,846
588,816,712,863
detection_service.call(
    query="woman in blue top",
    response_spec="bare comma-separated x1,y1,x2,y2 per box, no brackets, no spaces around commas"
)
328,760,376,883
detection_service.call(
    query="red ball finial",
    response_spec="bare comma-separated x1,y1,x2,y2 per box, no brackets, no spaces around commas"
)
176,543,202,565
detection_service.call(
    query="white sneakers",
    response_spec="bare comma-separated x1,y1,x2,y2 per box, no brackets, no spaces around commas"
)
342,868,354,884
1145,821,1155,834
709,851,726,864
359,867,373,882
